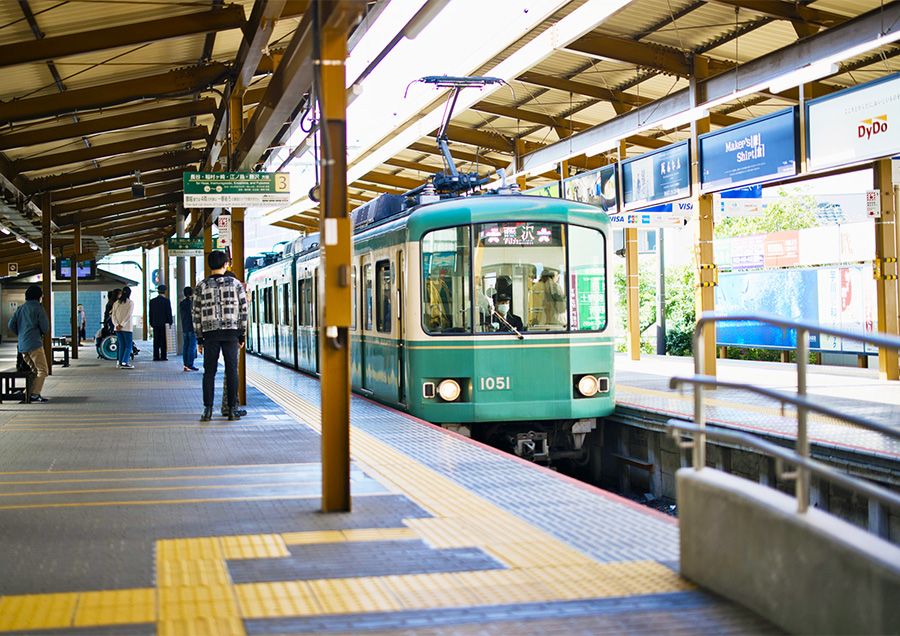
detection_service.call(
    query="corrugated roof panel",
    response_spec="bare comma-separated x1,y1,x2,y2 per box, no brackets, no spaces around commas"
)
640,3,751,52
599,0,701,37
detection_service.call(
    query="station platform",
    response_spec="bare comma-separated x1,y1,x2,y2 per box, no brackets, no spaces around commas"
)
616,354,900,461
0,342,778,635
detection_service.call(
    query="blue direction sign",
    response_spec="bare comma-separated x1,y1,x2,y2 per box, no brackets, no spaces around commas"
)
700,107,798,193
621,141,691,211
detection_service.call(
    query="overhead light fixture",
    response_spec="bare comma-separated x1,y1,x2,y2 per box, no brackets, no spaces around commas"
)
15,235,25,244
767,61,839,94
0,224,9,234
131,170,145,198
29,243,38,251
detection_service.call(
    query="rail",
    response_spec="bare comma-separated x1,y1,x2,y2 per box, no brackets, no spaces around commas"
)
667,311,900,515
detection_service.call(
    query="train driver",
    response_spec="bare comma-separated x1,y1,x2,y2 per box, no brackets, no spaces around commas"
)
493,293,524,332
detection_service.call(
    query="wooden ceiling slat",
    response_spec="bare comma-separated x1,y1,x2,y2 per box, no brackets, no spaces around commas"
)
0,5,246,69
50,169,186,201
55,182,183,215
63,194,182,225
0,63,229,125
14,127,208,173
0,100,217,151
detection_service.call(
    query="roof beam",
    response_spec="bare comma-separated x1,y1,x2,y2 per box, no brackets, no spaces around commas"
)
28,148,204,192
54,181,183,215
0,99,216,151
444,125,514,154
383,157,446,174
705,0,846,29
13,127,208,173
62,193,182,225
50,168,186,201
0,5,245,68
206,0,293,170
87,213,173,235
566,34,731,77
359,171,421,191
0,63,229,125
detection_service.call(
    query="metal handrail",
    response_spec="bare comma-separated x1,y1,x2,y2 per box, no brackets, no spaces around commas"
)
666,420,900,511
685,312,900,515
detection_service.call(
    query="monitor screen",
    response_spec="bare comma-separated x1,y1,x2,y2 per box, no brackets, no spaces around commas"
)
56,259,97,280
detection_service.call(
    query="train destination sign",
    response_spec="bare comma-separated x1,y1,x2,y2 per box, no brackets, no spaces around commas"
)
183,172,290,207
807,74,900,172
621,141,691,210
700,108,798,193
563,164,617,212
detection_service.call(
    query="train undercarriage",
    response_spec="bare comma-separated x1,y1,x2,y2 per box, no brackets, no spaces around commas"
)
446,418,598,466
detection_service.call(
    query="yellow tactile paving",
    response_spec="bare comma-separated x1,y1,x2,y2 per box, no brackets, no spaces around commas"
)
308,576,404,614
157,616,245,636
73,589,156,626
157,585,240,620
235,581,320,618
0,592,78,631
221,534,290,560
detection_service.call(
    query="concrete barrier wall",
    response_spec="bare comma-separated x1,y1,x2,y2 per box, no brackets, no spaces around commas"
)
677,467,900,635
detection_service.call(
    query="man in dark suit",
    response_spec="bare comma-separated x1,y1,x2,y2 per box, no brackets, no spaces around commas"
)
149,284,173,361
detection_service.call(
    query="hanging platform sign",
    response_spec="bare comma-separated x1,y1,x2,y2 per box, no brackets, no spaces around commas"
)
183,172,290,207
807,74,900,172
167,237,205,258
700,107,799,193
621,141,691,211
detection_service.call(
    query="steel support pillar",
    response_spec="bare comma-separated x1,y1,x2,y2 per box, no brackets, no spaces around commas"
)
70,224,81,359
873,159,899,380
229,86,248,407
142,248,148,340
176,209,185,357
41,193,52,376
317,9,352,513
621,141,640,361
690,63,716,377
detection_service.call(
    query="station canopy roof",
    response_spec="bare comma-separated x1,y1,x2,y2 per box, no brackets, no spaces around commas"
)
0,0,896,262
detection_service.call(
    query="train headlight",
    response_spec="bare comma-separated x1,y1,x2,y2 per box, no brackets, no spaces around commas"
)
577,374,600,397
437,379,461,402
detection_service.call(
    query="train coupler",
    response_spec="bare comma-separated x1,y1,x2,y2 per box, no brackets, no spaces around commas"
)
514,432,549,462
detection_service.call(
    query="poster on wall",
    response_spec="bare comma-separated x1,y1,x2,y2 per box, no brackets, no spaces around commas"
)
807,74,900,172
562,164,617,212
523,183,560,198
700,108,798,192
621,141,691,210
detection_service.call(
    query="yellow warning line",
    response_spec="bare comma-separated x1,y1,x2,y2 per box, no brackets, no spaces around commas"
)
0,470,314,487
0,462,309,476
0,481,318,499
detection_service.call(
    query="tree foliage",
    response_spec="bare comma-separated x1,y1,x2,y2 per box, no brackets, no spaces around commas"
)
714,187,818,239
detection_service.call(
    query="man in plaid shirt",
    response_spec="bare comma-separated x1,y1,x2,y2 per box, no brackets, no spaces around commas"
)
192,250,248,422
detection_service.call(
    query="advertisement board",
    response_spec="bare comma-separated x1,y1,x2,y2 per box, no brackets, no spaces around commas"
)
807,74,900,172
562,164,617,212
716,264,877,353
522,183,560,198
621,141,691,210
700,108,798,192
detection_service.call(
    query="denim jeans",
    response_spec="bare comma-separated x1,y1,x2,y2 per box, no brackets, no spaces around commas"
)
183,331,197,368
202,336,239,408
116,330,133,364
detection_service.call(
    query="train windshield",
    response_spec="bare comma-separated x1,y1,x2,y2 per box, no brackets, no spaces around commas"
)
421,222,606,335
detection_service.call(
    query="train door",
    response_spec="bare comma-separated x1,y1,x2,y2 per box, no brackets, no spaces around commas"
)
313,267,320,374
273,281,280,361
396,249,406,405
291,262,299,369
360,258,373,394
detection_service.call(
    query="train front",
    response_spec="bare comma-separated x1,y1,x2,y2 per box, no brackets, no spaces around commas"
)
405,195,615,464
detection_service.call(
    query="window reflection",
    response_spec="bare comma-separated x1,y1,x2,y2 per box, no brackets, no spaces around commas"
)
421,226,471,333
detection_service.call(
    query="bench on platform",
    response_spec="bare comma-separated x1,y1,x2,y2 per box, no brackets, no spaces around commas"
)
0,370,33,403
52,346,70,367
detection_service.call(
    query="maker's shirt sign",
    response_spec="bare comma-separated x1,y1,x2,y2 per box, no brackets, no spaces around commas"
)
807,74,900,172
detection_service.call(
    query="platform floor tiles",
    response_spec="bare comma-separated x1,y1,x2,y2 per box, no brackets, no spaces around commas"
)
0,343,778,635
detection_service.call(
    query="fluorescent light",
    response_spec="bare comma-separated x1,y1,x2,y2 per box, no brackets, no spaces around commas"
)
29,243,38,251
820,31,900,68
15,235,25,243
768,61,839,94
0,225,9,234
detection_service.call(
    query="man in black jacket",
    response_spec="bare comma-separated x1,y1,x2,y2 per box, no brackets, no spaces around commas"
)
149,284,173,361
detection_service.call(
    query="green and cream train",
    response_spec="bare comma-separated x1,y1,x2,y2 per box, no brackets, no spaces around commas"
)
246,189,614,463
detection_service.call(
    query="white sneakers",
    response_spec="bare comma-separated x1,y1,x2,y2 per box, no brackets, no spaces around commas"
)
117,362,134,369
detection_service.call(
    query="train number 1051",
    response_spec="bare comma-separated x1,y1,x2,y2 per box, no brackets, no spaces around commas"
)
479,376,511,391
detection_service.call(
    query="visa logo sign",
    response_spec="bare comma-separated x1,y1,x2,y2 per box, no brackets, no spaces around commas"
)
858,115,888,140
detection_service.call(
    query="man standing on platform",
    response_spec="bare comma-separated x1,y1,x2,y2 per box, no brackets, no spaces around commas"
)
180,286,199,372
8,285,50,403
193,251,248,422
149,284,173,361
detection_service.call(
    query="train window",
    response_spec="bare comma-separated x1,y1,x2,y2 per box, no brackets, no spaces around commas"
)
473,222,567,333
298,276,314,327
351,267,357,330
421,226,471,334
281,283,290,325
375,260,391,333
263,287,273,323
567,225,607,331
363,263,373,330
